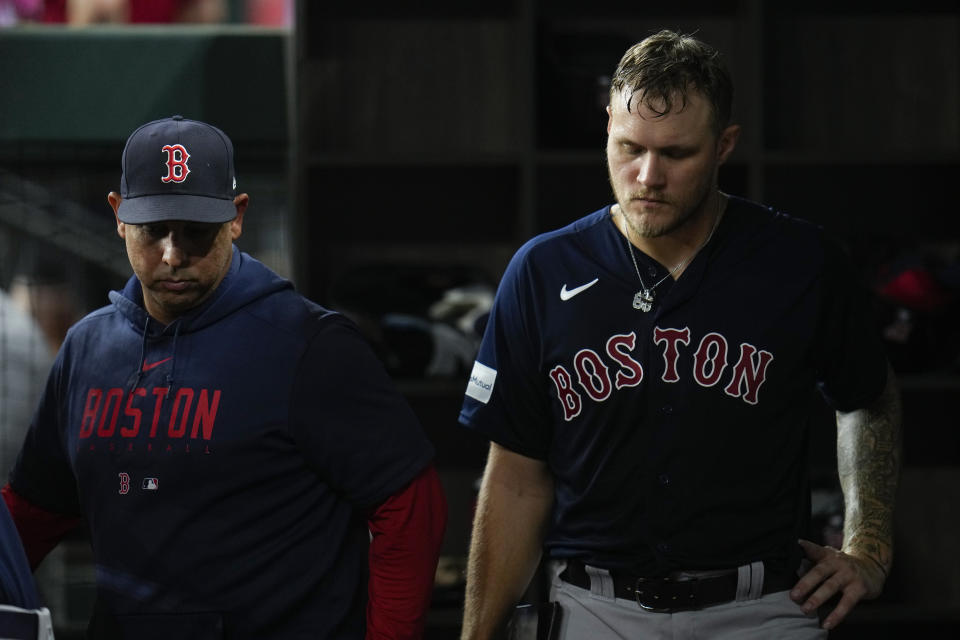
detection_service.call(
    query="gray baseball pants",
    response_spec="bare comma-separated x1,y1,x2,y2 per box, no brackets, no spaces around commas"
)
547,560,827,640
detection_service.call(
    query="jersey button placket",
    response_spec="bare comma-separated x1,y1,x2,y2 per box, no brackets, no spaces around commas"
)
655,399,674,490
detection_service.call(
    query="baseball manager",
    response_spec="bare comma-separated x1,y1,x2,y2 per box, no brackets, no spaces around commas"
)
3,116,447,639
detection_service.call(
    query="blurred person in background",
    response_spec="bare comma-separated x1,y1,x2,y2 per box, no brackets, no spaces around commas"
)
0,280,55,638
0,284,53,483
1,0,291,26
42,0,226,24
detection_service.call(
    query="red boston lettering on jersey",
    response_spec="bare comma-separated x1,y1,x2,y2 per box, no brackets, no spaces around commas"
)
654,327,690,383
549,365,582,422
161,144,190,183
606,333,644,389
724,344,774,405
547,326,774,419
574,349,612,402
693,333,729,388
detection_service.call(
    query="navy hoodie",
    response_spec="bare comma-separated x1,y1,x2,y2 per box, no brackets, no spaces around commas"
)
11,247,434,639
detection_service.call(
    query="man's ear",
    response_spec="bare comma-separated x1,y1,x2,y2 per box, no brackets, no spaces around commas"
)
108,191,126,238
716,124,741,165
230,194,249,240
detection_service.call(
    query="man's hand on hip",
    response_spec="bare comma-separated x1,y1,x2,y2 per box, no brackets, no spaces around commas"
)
790,538,887,631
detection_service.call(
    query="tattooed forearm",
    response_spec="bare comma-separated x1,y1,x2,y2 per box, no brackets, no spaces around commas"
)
835,362,902,576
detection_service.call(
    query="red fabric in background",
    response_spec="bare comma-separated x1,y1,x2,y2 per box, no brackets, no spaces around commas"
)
877,267,952,313
44,0,186,23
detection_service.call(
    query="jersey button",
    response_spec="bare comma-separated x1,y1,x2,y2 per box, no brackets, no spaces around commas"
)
658,473,671,486
661,404,673,415
656,542,671,553
647,266,658,277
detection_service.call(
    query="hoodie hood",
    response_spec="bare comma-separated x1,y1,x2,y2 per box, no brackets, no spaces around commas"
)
108,246,293,392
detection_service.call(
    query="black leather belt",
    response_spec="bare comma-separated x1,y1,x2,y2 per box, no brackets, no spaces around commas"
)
559,559,796,613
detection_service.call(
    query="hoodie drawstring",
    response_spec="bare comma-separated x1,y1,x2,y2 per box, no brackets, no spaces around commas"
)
127,316,150,394
164,320,182,397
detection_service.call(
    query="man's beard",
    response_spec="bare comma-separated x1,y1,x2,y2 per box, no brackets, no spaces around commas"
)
608,171,713,241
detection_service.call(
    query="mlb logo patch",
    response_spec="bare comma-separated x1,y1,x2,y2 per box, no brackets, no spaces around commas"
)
142,478,159,490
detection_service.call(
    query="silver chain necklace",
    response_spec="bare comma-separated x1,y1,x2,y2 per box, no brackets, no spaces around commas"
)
622,196,723,312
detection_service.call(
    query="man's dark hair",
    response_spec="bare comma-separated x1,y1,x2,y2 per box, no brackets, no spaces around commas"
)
609,30,733,134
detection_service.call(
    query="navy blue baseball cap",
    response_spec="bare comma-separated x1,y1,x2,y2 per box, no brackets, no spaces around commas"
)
117,115,238,224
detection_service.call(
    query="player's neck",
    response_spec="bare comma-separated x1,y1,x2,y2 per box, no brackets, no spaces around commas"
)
615,192,725,278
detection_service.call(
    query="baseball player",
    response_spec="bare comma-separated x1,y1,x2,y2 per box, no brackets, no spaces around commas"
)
458,31,900,640
2,116,447,639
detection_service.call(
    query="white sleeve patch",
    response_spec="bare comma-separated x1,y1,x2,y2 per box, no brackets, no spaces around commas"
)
465,361,497,404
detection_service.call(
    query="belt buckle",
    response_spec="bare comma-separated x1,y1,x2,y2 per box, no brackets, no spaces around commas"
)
633,576,696,613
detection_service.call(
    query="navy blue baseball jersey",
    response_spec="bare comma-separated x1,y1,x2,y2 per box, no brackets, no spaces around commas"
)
459,196,887,576
11,247,434,638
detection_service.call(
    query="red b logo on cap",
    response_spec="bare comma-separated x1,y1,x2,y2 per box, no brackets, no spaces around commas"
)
161,144,190,183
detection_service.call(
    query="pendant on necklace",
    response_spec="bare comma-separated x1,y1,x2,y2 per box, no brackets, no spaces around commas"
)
632,289,654,312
